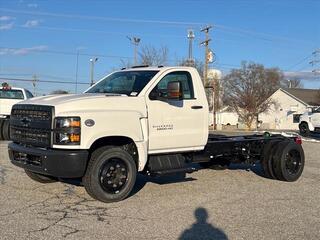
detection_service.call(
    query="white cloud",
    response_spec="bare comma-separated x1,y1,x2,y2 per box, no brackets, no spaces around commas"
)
0,46,48,56
27,3,38,8
0,22,14,30
0,16,15,21
23,19,40,28
284,71,319,82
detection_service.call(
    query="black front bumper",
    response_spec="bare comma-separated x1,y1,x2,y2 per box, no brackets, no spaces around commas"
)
8,142,89,178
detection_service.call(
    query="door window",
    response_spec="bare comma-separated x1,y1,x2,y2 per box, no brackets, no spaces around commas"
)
150,71,194,100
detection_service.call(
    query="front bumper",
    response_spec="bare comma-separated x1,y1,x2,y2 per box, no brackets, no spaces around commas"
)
8,142,89,178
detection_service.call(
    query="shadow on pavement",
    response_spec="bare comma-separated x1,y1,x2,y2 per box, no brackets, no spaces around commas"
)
228,163,266,178
302,132,320,141
179,207,228,240
130,173,197,196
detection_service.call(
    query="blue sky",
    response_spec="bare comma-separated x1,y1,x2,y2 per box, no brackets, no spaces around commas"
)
0,0,319,94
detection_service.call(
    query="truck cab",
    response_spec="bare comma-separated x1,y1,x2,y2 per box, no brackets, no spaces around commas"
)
299,106,320,136
8,67,209,200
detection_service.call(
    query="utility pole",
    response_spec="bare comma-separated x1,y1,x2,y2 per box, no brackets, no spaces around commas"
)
187,29,195,66
75,50,80,93
310,48,320,76
32,74,37,96
200,25,212,87
90,57,98,86
127,36,141,65
201,25,218,129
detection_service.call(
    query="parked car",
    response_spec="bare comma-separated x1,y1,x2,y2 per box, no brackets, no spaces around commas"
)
299,106,320,136
0,84,33,140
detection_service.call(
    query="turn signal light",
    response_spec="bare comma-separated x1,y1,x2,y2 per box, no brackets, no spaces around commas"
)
70,134,80,142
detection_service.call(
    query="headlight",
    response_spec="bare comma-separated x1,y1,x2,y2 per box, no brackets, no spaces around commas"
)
54,117,81,145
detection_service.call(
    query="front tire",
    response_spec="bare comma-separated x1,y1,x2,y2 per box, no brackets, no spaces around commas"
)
25,170,57,183
2,119,10,140
83,146,137,203
299,122,310,136
0,119,4,140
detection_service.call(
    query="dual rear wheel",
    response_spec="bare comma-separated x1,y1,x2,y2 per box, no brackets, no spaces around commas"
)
261,140,304,181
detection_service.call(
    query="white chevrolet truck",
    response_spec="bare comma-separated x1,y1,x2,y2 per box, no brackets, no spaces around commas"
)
8,66,305,202
299,106,320,136
0,85,33,140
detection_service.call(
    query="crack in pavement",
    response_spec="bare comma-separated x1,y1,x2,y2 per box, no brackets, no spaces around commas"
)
23,185,149,238
0,165,7,184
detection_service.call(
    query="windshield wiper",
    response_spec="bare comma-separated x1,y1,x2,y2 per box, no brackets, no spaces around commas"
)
104,92,129,96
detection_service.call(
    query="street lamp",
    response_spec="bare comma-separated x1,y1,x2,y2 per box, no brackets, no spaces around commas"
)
127,36,141,65
90,57,98,86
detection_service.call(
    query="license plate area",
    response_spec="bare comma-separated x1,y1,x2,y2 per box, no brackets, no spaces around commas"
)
13,151,42,166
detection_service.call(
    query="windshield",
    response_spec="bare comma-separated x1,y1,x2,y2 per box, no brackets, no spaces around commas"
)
0,89,24,99
312,106,320,113
86,70,159,96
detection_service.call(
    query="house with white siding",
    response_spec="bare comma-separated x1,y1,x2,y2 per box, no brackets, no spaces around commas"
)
259,88,320,130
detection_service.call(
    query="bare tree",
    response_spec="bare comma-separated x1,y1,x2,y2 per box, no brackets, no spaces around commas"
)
119,59,133,69
178,59,204,79
50,90,69,94
223,62,284,129
282,77,303,88
139,45,168,66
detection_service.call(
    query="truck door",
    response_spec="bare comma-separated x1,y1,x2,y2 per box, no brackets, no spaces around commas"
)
311,107,320,128
146,70,207,153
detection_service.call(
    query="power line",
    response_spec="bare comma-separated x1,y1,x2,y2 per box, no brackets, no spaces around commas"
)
0,8,204,26
0,77,90,85
285,53,313,71
16,25,186,39
0,7,312,44
0,46,133,59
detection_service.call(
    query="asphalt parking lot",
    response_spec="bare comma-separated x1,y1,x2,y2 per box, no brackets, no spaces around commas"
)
0,140,319,240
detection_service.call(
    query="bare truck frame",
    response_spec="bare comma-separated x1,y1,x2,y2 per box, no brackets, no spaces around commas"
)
146,133,304,183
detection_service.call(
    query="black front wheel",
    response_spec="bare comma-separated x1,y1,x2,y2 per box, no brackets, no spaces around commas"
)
83,146,137,203
299,122,310,136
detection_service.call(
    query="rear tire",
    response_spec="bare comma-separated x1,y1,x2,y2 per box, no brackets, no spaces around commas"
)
25,170,57,183
272,142,304,182
299,122,310,136
83,146,137,203
261,140,282,179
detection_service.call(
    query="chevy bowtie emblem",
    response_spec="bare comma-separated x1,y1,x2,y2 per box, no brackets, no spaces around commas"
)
21,117,31,126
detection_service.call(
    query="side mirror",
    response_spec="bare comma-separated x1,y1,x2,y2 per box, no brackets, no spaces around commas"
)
167,81,183,100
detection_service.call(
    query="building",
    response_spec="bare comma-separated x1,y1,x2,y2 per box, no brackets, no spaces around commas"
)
215,106,239,127
259,88,320,130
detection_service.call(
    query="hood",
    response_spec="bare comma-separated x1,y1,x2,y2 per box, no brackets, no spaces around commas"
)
18,93,147,117
19,93,113,105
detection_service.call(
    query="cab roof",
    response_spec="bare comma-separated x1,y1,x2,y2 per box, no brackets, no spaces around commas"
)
0,86,26,91
120,65,196,72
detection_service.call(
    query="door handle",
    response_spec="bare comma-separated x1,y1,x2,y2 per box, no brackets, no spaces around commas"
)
191,105,203,109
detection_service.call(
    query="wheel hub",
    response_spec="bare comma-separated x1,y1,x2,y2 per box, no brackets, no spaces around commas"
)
99,158,128,194
285,150,301,175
